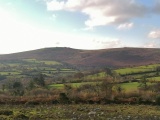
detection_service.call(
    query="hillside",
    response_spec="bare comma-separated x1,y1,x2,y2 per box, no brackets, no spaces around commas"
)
0,47,160,68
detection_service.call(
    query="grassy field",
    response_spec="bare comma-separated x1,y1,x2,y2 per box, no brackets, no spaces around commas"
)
23,59,62,65
0,104,160,120
49,81,143,93
49,82,97,89
148,76,160,81
120,82,140,92
115,64,160,75
0,59,77,79
82,63,160,82
41,60,61,65
84,72,107,80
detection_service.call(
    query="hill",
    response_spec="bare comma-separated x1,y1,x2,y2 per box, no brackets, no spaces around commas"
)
0,47,160,69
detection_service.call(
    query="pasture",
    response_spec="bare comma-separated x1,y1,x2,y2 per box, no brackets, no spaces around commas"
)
120,82,140,92
0,59,77,80
49,82,97,89
49,81,142,93
115,64,160,75
84,72,107,80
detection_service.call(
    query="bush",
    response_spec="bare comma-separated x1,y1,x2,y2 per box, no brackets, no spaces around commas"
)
156,95,160,105
0,110,13,115
26,88,53,97
58,93,70,104
13,113,29,120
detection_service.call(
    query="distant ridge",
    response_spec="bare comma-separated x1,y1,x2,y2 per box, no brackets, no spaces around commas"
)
0,47,160,68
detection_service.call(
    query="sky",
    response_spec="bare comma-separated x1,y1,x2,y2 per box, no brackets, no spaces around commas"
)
0,0,160,54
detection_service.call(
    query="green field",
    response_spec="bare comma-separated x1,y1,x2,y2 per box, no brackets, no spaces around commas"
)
0,59,77,80
41,60,61,65
120,82,140,92
23,59,61,65
115,64,160,75
49,82,97,89
148,76,160,81
85,72,107,80
49,81,143,93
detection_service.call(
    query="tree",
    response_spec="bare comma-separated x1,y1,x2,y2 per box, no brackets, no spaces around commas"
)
115,85,124,94
33,74,45,87
74,72,84,79
28,80,35,90
104,67,113,76
101,80,114,99
2,84,5,92
156,66,160,72
139,75,148,90
12,81,24,96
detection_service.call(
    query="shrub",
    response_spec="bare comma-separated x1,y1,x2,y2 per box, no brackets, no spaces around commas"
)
58,93,70,104
26,88,54,97
0,110,13,115
156,95,160,105
13,113,29,120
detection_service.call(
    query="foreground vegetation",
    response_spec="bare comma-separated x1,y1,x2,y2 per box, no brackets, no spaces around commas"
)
0,104,160,120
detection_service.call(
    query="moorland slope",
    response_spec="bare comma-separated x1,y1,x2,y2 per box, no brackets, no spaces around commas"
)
0,47,160,68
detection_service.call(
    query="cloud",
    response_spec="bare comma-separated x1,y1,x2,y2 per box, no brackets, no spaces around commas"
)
152,1,160,14
143,41,158,48
46,0,148,27
46,0,65,11
117,23,134,30
0,7,121,53
91,38,121,49
102,39,121,48
148,30,160,39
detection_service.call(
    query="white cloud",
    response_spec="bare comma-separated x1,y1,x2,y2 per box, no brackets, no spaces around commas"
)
148,30,160,39
91,38,121,49
117,23,134,30
46,0,65,11
46,0,147,27
55,34,121,50
102,39,121,48
83,8,116,27
143,42,158,48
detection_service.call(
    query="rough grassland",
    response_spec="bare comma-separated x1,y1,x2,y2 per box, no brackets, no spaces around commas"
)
0,104,160,120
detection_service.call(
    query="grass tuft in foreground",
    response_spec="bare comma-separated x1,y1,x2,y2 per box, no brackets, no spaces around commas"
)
0,104,160,120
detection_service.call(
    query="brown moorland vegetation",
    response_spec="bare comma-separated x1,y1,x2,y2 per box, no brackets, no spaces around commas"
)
1,47,160,68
